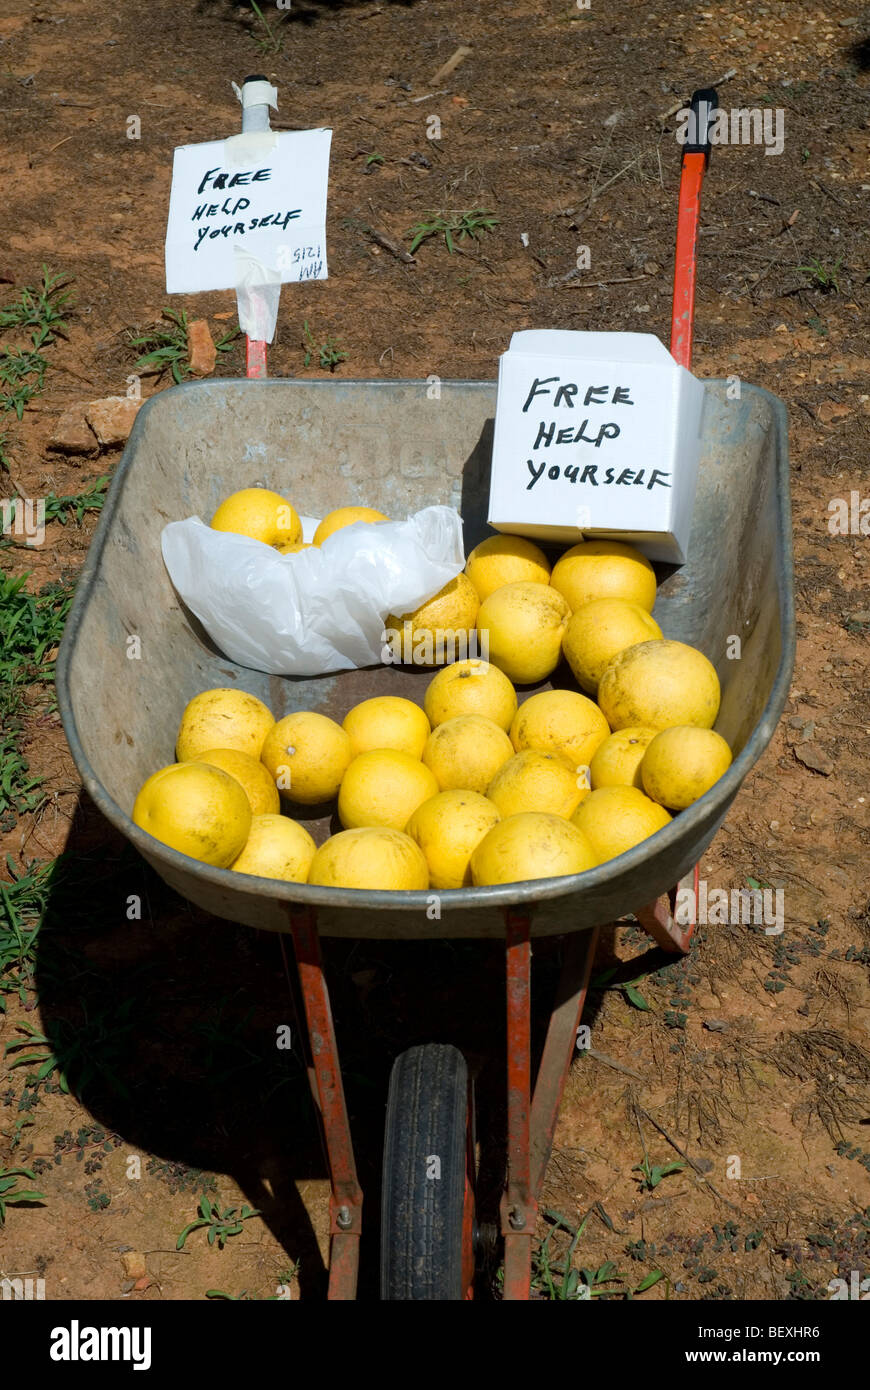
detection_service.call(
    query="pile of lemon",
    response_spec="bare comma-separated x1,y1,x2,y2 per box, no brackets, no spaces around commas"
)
134,491,733,891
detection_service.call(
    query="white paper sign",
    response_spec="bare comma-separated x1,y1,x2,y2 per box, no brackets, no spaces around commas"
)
164,128,332,294
487,331,707,563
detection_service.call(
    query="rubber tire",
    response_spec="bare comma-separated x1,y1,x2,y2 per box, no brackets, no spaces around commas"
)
380,1043,470,1300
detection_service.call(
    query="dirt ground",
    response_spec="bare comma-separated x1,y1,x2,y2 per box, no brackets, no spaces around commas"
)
0,0,868,1303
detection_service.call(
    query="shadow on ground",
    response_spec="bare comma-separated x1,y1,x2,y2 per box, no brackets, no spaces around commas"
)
32,788,689,1299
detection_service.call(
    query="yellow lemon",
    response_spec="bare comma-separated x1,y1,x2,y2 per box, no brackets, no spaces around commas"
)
210,487,301,547
405,789,501,889
343,696,431,760
562,598,663,694
230,814,316,882
177,688,275,762
308,828,429,890
423,658,517,732
338,749,439,830
550,539,657,613
133,762,251,867
422,714,514,794
486,750,587,820
386,573,480,667
470,811,599,886
313,506,388,546
196,747,281,815
597,639,721,731
571,785,671,862
261,711,352,804
589,727,659,789
640,726,732,810
276,539,313,554
477,582,570,685
465,534,551,601
510,689,610,772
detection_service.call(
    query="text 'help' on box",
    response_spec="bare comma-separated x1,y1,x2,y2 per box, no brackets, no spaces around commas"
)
487,330,707,563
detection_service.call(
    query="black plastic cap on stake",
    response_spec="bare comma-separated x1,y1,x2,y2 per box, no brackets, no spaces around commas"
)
244,74,270,85
683,87,719,165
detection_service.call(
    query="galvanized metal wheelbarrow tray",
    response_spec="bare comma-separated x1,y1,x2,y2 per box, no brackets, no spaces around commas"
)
56,86,795,1300
56,373,793,939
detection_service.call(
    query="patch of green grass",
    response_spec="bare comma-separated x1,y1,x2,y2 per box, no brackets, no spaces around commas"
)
633,1155,686,1192
797,257,843,293
0,477,109,552
129,309,239,385
0,267,73,347
0,1165,45,1224
0,573,74,828
4,998,137,1102
0,856,57,1007
406,209,499,255
530,1209,665,1300
302,320,347,373
177,1194,261,1250
591,965,651,1011
0,269,73,425
248,0,288,55
43,477,109,527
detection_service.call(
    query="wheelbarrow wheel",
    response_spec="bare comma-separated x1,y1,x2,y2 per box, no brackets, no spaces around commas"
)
380,1043,476,1300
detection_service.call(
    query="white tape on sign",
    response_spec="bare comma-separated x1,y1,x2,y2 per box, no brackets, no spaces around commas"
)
223,129,279,168
232,79,278,111
234,247,281,343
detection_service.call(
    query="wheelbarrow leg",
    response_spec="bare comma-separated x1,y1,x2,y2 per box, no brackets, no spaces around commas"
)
635,864,700,955
289,906,363,1300
529,926,600,1199
501,913,601,1301
501,911,535,1300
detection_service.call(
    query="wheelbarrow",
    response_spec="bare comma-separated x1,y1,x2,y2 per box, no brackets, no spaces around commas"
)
56,89,795,1299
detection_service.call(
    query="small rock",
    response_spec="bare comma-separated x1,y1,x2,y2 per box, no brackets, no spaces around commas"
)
120,1278,136,1293
848,610,870,624
794,744,834,776
86,396,143,447
644,260,661,275
186,318,217,377
703,1018,729,1032
120,1250,147,1280
49,403,98,456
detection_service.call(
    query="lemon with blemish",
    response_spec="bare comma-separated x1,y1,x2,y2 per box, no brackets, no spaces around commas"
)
640,726,733,810
133,762,251,867
470,812,599,886
260,711,352,804
477,582,570,684
308,828,429,890
230,814,317,882
176,688,275,762
423,659,517,731
405,789,501,889
465,534,551,601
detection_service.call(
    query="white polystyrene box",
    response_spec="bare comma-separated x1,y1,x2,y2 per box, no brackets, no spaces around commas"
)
487,330,708,563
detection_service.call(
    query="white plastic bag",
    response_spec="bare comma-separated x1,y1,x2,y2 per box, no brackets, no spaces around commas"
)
160,505,465,677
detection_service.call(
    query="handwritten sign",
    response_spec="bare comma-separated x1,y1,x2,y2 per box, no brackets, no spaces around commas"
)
165,128,332,294
487,331,707,563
